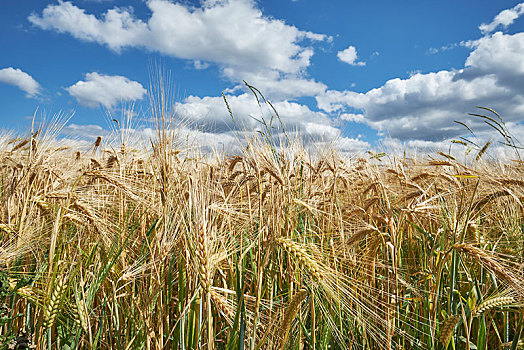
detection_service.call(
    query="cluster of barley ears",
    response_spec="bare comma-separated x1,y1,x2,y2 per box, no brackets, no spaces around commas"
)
1,95,524,349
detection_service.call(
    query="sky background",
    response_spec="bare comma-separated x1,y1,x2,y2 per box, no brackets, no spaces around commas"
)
1,0,524,153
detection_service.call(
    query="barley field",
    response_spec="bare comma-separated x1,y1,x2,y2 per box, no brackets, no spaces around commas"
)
1,102,523,349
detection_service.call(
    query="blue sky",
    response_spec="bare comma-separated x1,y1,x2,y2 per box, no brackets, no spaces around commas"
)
1,0,524,152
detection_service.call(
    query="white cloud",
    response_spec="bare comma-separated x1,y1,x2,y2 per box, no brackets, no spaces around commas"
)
337,45,365,66
168,91,372,153
426,42,460,55
378,122,524,160
66,72,146,108
340,113,365,123
29,0,329,97
29,1,149,53
62,123,107,139
0,67,41,97
479,3,524,34
310,136,369,155
62,106,370,155
465,32,524,85
176,93,336,137
193,60,210,70
330,137,370,152
223,71,327,100
317,31,524,142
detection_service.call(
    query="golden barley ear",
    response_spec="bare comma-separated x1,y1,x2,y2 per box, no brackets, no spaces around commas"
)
454,243,524,297
278,289,308,350
210,290,234,320
465,222,480,243
276,237,322,282
197,224,210,292
228,156,243,172
500,339,524,349
93,136,102,155
11,139,29,153
439,314,460,346
472,296,515,317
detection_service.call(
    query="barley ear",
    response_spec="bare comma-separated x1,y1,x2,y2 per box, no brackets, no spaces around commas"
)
472,296,515,317
440,315,460,346
197,226,210,292
279,289,308,350
276,237,322,282
43,277,66,329
74,286,89,332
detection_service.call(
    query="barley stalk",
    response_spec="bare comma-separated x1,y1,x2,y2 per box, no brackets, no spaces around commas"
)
2,100,524,349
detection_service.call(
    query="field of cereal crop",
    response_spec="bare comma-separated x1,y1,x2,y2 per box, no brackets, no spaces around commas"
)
1,98,524,349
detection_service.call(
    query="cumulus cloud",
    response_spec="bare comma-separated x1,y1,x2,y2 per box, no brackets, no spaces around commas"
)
426,42,461,55
0,67,41,97
29,1,359,150
479,3,524,34
379,121,524,160
66,72,146,108
317,71,510,140
193,60,210,70
314,136,370,154
465,31,524,90
60,90,370,154
337,45,365,66
340,113,365,123
29,0,329,98
176,93,335,136
164,91,373,152
317,31,524,142
223,72,327,100
62,123,108,139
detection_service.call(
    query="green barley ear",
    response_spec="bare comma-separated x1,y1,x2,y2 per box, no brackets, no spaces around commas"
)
74,285,89,332
43,277,66,329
